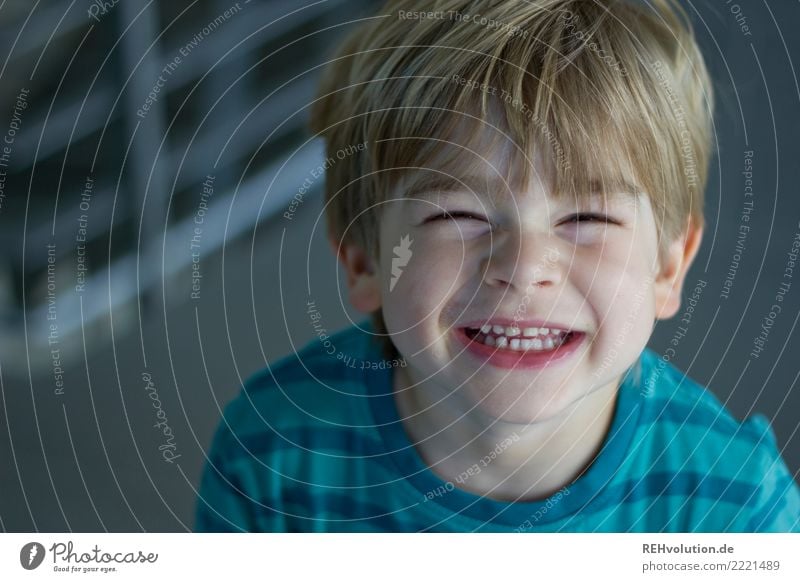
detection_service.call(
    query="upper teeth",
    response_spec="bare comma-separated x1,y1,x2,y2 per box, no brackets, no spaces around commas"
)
479,324,562,338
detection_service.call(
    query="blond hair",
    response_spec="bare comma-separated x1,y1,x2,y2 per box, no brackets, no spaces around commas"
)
310,0,714,352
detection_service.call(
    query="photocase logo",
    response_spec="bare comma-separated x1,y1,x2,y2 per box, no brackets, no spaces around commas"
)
389,234,413,292
20,542,45,570
87,0,121,22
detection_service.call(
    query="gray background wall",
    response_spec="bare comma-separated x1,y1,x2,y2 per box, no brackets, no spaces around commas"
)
0,0,798,531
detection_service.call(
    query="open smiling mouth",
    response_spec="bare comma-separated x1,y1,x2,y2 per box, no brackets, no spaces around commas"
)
457,323,584,368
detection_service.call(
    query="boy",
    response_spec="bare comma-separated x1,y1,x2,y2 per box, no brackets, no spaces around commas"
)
196,0,800,531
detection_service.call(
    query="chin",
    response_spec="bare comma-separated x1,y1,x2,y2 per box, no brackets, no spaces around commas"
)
466,384,578,425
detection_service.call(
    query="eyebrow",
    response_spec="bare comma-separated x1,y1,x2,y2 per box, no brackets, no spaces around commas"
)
402,173,642,205
404,174,511,201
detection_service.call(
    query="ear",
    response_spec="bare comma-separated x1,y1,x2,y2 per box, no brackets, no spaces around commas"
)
654,219,703,320
329,236,382,313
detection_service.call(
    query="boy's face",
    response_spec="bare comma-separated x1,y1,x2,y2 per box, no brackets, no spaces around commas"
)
338,149,701,424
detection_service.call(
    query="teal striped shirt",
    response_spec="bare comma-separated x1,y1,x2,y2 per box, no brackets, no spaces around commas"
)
195,322,800,532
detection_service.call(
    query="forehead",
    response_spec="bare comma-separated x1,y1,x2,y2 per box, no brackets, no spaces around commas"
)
389,111,643,209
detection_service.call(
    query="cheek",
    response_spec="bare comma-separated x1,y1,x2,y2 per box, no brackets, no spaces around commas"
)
381,240,480,347
574,248,656,324
380,247,450,330
591,263,657,355
382,235,470,296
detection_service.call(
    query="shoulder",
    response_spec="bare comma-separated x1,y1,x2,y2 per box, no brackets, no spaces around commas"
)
197,323,395,531
220,323,379,441
207,320,399,469
637,348,764,448
631,349,800,531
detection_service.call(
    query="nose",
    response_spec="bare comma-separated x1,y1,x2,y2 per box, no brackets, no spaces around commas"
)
482,228,564,291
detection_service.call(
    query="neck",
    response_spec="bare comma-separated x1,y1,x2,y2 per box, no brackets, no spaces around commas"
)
393,366,619,501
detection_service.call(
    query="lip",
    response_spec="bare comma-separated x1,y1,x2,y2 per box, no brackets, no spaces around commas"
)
453,325,585,369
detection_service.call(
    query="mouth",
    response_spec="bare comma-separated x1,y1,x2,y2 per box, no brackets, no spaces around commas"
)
455,322,584,369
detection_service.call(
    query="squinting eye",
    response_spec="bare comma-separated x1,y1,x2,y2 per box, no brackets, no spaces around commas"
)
424,211,487,224
561,213,619,225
